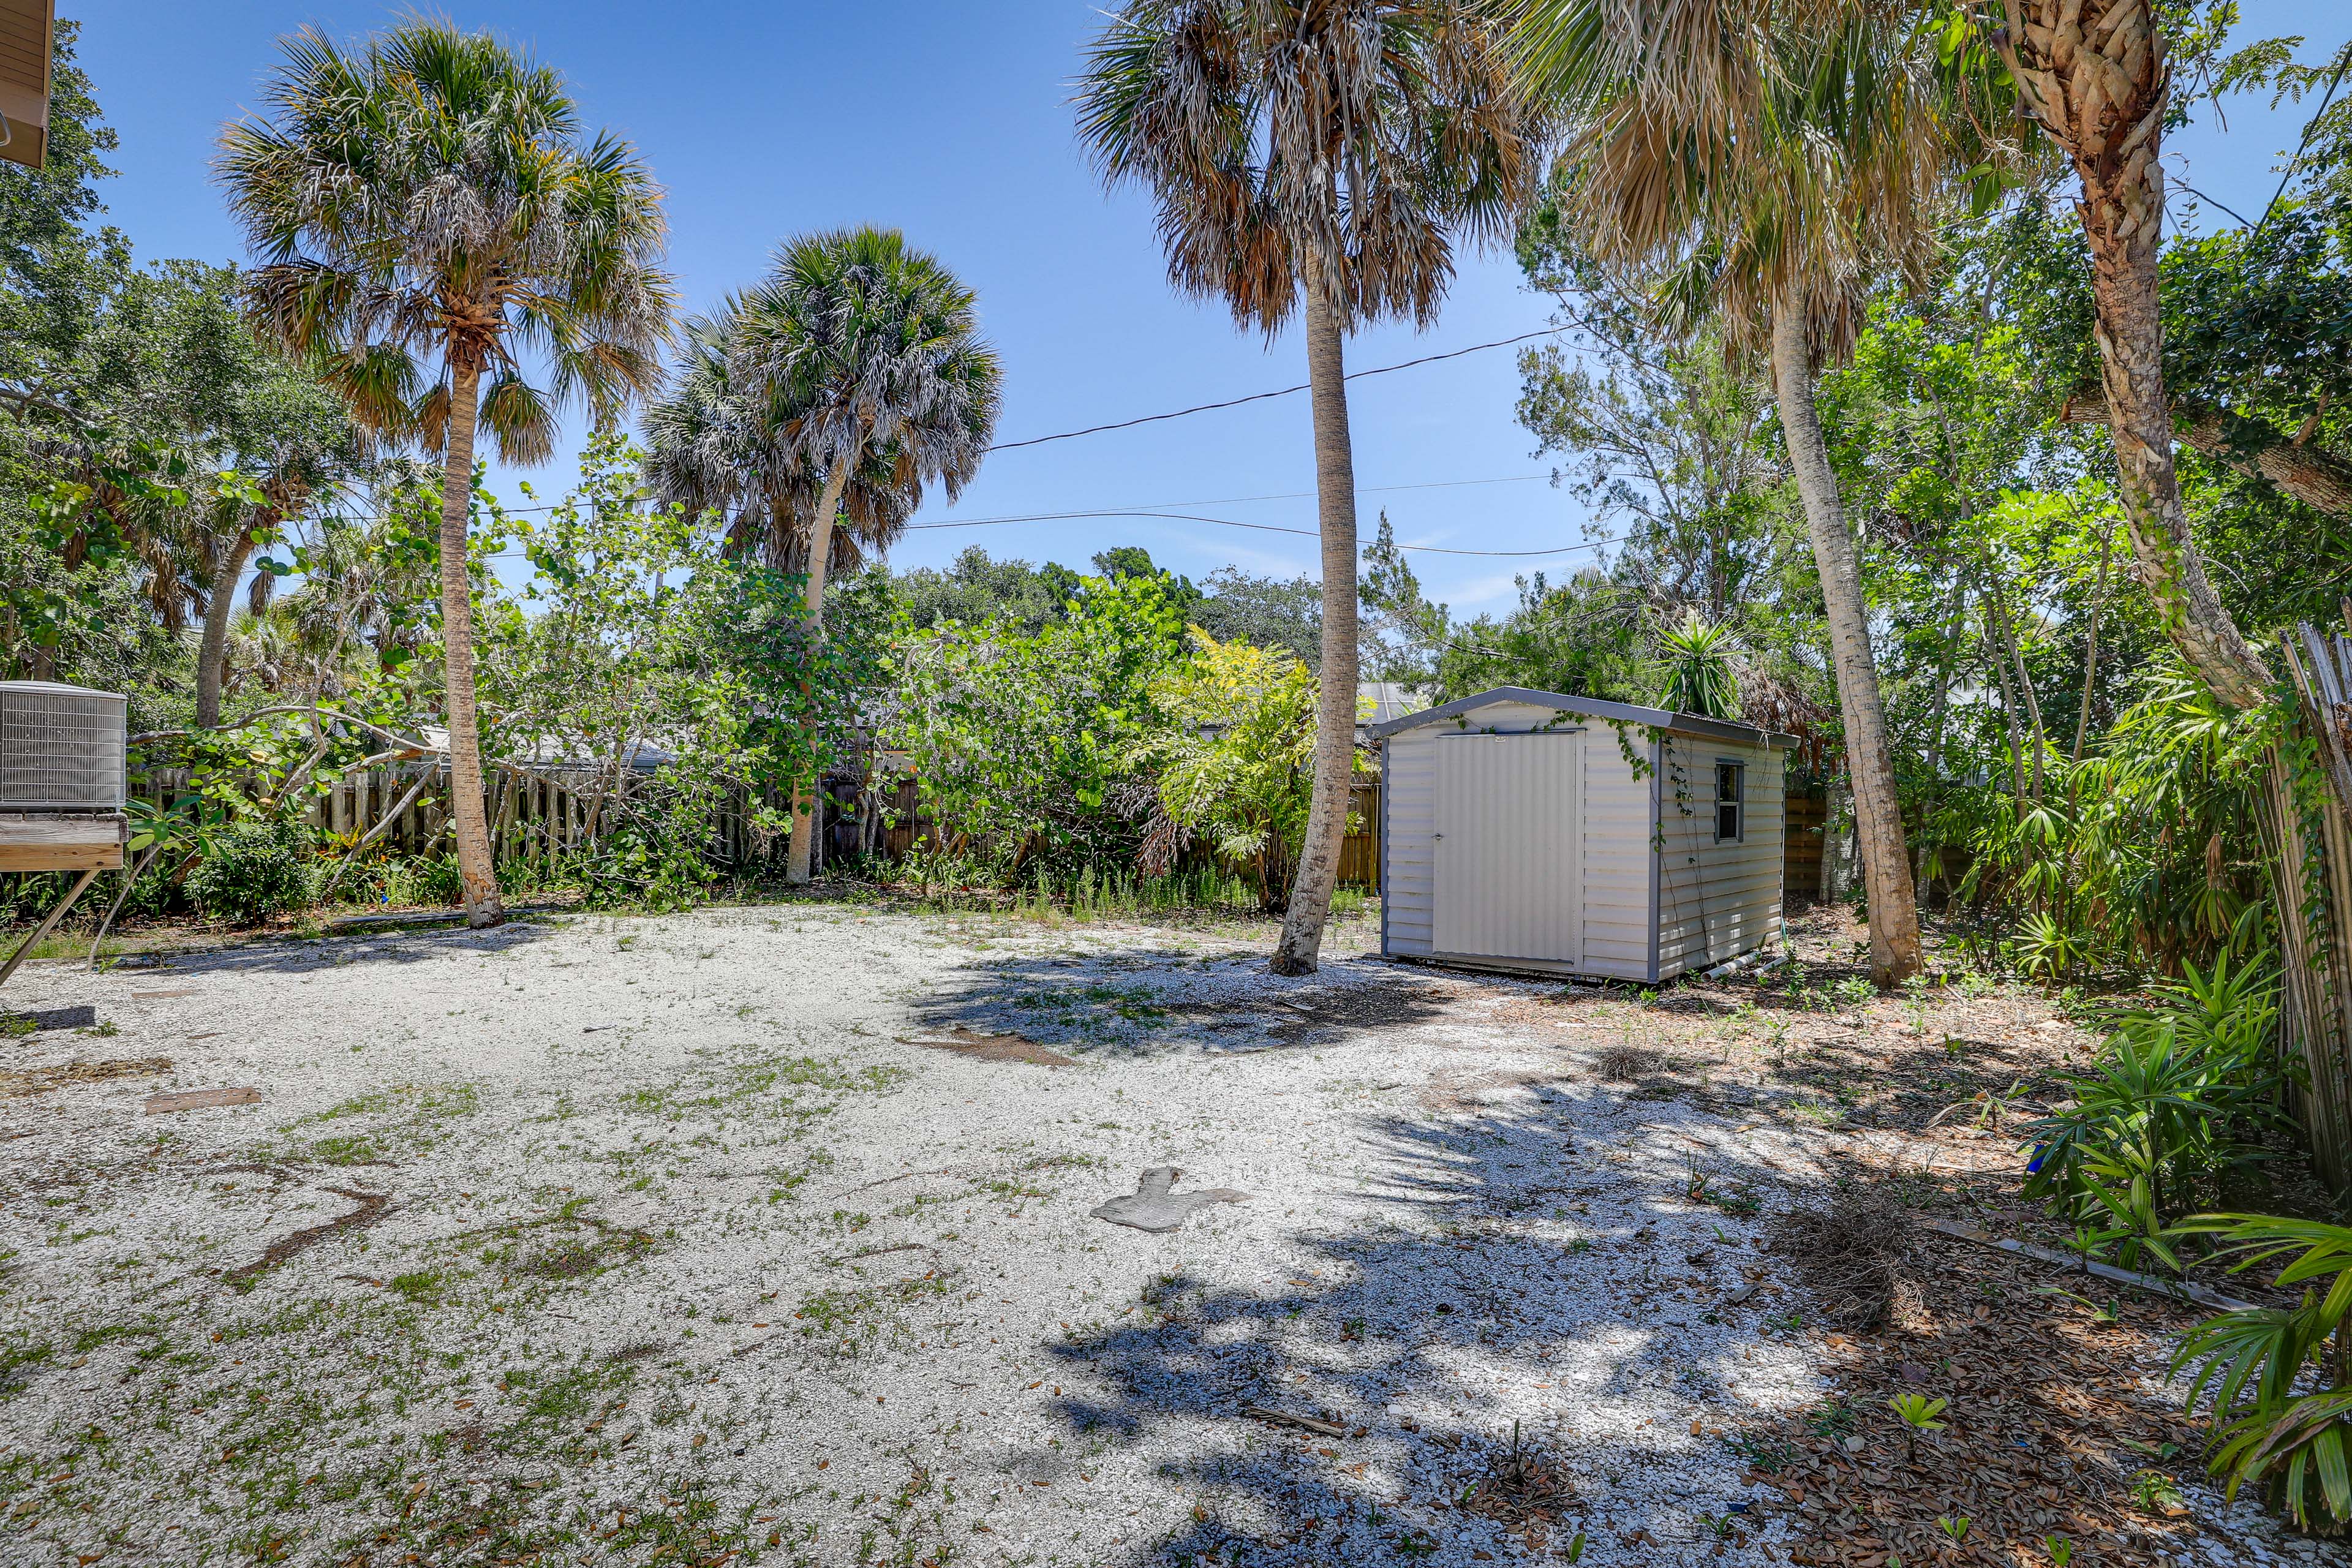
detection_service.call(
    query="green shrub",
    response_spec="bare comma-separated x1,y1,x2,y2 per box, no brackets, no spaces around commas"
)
2021,948,2286,1268
186,820,317,925
2171,1216,2352,1534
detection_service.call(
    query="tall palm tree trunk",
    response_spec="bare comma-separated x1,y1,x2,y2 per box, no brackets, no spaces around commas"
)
195,527,263,729
1994,0,2271,708
1273,273,1362,976
1771,301,1920,984
439,360,503,928
784,461,854,886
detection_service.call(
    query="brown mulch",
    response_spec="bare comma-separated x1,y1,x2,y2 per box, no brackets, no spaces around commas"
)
900,1027,1076,1067
1740,1231,2236,1567
0,1056,172,1097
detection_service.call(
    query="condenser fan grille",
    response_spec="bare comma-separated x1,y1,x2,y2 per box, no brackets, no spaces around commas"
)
0,683,128,812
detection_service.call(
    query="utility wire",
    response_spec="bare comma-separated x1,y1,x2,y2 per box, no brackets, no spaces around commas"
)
981,324,1583,453
904,507,1620,560
312,320,1593,527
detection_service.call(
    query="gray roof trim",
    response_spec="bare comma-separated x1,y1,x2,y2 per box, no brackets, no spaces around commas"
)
1366,685,1794,749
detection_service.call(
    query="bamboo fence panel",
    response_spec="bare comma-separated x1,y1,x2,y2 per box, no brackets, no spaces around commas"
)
2278,609,2352,1197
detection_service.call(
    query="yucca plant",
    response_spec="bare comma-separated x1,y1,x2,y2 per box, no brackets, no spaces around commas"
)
1655,609,1742,719
2171,1216,2352,1532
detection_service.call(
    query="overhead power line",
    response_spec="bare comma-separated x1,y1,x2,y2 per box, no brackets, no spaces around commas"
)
907,507,1619,560
982,325,1580,453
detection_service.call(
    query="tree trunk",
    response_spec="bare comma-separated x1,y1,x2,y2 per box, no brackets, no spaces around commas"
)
194,527,263,729
1986,576,2048,801
439,360,503,929
1983,593,2029,811
2061,397,2352,519
785,459,854,887
1272,270,1362,976
1771,300,1921,984
1996,0,2272,709
2073,524,2114,764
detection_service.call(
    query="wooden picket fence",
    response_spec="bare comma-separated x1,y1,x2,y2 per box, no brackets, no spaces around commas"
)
132,763,788,869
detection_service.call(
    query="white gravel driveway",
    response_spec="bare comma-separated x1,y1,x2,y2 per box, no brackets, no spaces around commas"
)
0,903,1838,1566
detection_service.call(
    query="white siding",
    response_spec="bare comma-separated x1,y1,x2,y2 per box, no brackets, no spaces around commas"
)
1654,738,1784,978
1578,729,1657,981
1384,728,1439,956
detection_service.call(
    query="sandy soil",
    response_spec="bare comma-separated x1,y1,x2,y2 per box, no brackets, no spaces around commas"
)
0,900,2320,1567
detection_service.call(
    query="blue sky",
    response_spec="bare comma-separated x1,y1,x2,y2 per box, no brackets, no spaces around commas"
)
70,2,2348,616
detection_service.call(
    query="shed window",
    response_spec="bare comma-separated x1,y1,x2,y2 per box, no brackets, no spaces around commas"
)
1714,762,1745,843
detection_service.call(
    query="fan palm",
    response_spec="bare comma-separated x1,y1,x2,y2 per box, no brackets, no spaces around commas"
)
643,312,921,581
698,228,1001,885
1499,0,1983,982
216,19,674,927
1077,0,1536,974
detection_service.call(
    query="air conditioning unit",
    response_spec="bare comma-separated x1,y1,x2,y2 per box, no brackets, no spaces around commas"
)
0,680,128,812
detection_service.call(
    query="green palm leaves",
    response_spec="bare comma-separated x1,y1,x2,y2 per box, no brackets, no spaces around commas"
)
647,228,1001,577
1498,0,1995,350
1076,0,1534,332
1655,609,1742,718
216,20,673,450
2171,1216,2352,1529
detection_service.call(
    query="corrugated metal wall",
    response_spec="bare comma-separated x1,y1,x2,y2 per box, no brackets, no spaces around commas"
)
1433,733,1582,965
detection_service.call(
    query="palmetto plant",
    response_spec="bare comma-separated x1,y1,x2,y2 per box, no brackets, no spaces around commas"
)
674,228,1001,885
2170,1216,2352,1532
1076,0,1536,975
217,19,674,927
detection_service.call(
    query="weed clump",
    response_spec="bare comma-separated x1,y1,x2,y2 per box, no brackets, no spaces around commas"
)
1769,1180,1920,1331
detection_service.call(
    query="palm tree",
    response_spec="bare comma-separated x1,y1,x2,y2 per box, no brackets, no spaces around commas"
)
643,312,922,581
686,228,1001,886
1976,2,2272,709
216,20,674,927
189,369,367,729
1077,0,1536,975
1502,0,1977,982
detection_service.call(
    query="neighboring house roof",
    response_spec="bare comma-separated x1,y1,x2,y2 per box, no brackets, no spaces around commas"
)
1366,685,1797,750
1358,682,1429,725
0,2,53,171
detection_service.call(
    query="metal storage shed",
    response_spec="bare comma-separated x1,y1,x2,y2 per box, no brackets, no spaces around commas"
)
1372,687,1795,982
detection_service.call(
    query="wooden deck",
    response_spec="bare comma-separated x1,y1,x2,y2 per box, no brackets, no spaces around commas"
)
0,812,126,873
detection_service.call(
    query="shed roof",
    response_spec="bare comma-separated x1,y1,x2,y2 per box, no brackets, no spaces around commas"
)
1366,685,1796,750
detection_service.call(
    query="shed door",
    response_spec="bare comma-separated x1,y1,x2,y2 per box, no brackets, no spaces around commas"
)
1434,734,1582,965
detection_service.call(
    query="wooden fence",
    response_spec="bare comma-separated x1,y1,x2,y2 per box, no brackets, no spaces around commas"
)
129,766,1387,889
1784,785,1827,902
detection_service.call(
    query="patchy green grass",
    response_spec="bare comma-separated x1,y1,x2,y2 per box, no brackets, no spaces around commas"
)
794,1273,952,1349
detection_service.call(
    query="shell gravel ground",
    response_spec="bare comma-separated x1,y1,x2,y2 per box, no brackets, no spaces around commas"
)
0,902,2310,1566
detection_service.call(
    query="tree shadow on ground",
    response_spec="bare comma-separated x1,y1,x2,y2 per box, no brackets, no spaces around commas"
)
106,918,558,979
910,949,1457,1058
1036,1080,1825,1567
